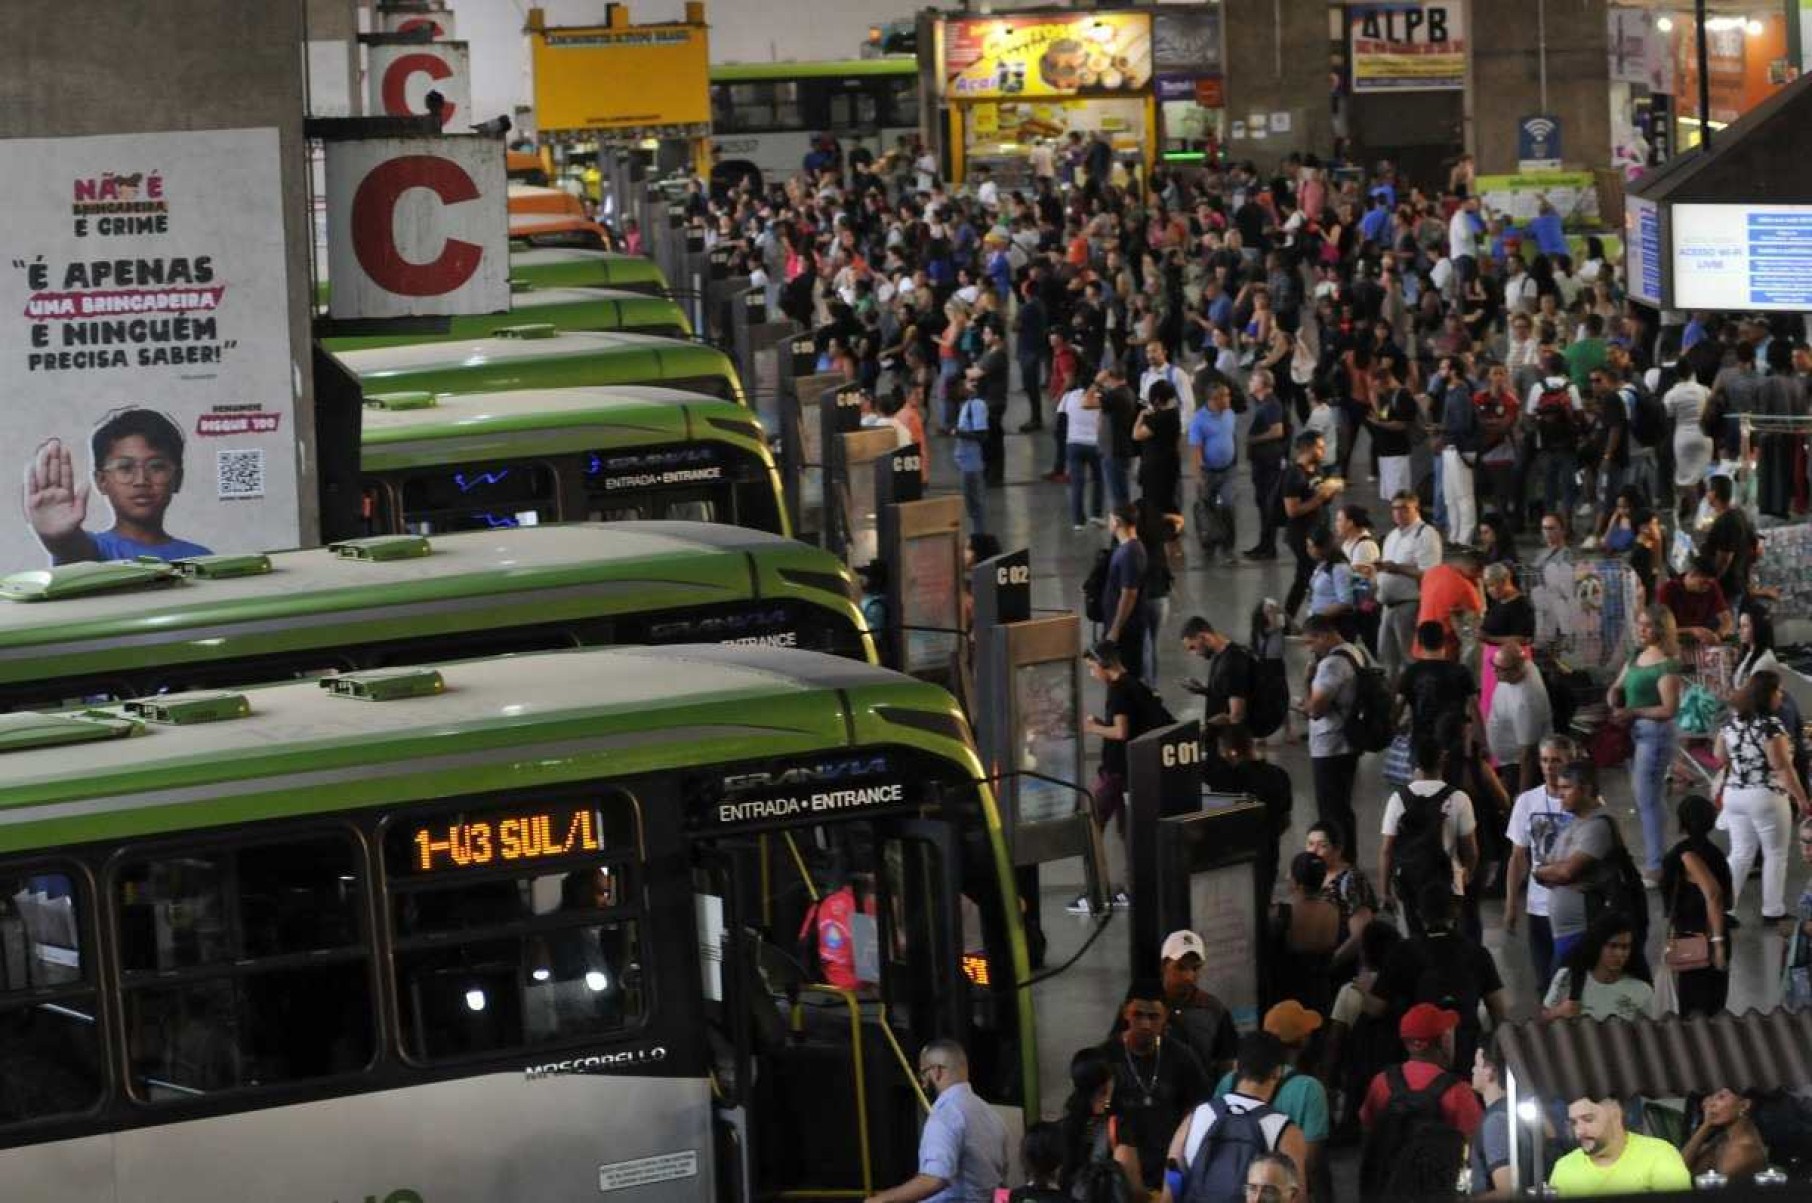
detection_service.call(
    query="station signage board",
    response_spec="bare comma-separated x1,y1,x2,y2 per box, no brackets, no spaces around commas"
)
529,20,711,135
368,41,472,129
1348,1,1467,92
0,127,302,567
1673,202,1812,312
323,134,509,319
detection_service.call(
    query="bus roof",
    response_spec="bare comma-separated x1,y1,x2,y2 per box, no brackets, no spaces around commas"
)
0,522,856,695
360,386,762,466
335,330,743,403
321,289,693,352
508,248,670,292
709,57,916,81
0,644,967,851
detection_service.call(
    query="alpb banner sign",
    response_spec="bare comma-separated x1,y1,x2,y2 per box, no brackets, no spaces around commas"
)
1349,2,1467,92
0,127,301,569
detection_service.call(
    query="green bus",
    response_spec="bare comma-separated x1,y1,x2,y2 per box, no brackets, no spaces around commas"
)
0,643,1041,1200
335,327,747,406
507,248,671,295
320,288,692,354
0,522,871,712
360,387,788,536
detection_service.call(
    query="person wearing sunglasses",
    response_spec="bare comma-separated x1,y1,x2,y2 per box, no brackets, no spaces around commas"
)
24,406,212,565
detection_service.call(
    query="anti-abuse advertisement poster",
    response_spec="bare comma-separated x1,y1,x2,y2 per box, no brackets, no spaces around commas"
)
1,127,298,568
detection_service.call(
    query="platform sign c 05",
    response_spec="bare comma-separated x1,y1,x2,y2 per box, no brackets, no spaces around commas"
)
530,21,711,135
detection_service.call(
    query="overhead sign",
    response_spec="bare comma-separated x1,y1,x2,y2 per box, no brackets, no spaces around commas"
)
1348,2,1467,92
0,128,301,568
1673,202,1812,312
1517,114,1563,170
323,134,509,319
1624,195,1663,307
368,41,471,129
943,12,1153,100
376,5,456,40
529,21,710,136
1151,9,1223,77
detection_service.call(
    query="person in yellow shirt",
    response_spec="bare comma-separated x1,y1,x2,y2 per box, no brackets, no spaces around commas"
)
1549,1095,1693,1196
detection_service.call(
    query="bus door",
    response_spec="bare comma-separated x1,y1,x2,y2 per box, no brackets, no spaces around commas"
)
690,816,965,1201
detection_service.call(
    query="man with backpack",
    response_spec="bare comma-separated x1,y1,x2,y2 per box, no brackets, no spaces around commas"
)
1182,617,1260,733
1378,737,1480,936
1363,883,1508,1087
1531,759,1651,977
1157,1031,1308,1203
1610,349,1665,507
1354,1003,1483,1203
1524,354,1584,530
1303,615,1389,863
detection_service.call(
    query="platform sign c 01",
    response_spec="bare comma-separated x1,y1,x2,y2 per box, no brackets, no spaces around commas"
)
0,126,303,569
323,133,510,320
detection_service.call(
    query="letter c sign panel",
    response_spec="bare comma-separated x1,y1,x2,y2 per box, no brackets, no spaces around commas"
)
324,135,509,319
368,42,471,128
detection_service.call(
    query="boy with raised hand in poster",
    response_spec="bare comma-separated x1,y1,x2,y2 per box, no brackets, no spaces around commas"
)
25,407,212,565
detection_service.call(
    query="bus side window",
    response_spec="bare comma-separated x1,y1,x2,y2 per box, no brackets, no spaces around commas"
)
383,793,645,1064
115,834,374,1101
660,498,717,524
0,868,103,1126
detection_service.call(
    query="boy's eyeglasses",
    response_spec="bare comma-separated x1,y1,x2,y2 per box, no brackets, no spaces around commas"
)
99,458,176,483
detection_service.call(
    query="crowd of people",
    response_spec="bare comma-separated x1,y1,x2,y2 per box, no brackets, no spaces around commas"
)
700,134,1812,1202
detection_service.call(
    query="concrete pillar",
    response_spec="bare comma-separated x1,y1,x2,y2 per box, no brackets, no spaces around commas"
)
307,0,363,117
1222,0,1333,164
0,0,318,544
1470,0,1613,174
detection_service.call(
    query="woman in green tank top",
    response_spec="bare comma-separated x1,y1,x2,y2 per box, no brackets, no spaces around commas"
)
1608,606,1684,878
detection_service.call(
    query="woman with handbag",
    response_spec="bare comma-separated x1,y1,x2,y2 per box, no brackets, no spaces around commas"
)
1716,671,1811,931
1660,794,1733,1017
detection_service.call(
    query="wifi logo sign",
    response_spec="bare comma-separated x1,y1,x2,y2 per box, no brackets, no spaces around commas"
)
1519,115,1563,165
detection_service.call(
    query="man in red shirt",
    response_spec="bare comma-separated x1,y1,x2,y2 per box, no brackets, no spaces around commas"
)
1416,548,1484,658
1357,1003,1484,1136
1656,554,1734,647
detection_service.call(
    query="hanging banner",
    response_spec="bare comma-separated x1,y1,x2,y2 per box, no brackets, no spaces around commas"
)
324,134,510,320
1348,2,1467,92
368,41,472,129
943,12,1152,100
0,128,300,567
529,21,711,136
1607,5,1674,93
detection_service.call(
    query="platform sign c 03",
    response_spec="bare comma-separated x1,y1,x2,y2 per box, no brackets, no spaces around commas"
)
0,127,302,570
530,21,710,135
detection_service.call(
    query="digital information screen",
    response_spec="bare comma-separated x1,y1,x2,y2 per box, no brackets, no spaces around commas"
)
902,532,960,672
400,804,603,875
1673,202,1812,311
1014,659,1080,824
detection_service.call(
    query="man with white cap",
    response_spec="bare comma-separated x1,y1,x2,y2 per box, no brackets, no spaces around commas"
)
1159,929,1239,1078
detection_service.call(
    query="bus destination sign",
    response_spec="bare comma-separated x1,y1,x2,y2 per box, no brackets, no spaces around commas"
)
405,804,602,873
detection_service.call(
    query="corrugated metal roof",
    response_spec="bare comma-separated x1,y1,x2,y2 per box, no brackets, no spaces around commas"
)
1499,1008,1812,1101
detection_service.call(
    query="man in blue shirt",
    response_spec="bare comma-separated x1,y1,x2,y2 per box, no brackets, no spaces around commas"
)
25,407,213,566
954,385,989,535
1188,381,1240,565
1102,504,1149,680
1359,192,1393,247
865,1038,1007,1203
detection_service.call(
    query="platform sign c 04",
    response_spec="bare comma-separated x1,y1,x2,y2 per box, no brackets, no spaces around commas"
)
530,21,710,135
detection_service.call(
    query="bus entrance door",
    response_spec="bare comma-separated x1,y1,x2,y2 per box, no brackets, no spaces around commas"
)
692,818,964,1201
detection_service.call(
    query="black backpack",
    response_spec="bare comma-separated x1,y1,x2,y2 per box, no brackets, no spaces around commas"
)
1581,813,1650,942
1180,1098,1284,1203
1082,546,1113,625
1358,1065,1461,1202
1391,783,1455,900
1626,382,1667,450
1337,646,1394,753
1408,933,1483,1026
1246,654,1289,740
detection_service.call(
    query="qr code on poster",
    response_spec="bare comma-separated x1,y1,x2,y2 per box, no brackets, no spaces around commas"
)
216,449,265,499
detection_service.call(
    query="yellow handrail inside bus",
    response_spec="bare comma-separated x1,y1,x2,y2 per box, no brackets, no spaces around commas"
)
873,1002,931,1117
784,831,821,903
